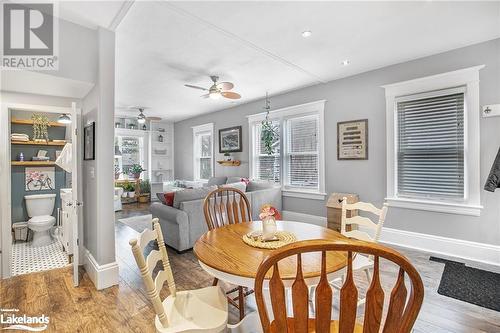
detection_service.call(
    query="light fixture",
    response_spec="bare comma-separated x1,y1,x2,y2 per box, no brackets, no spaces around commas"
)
137,108,146,124
209,91,221,99
57,113,71,124
341,59,350,66
301,30,312,38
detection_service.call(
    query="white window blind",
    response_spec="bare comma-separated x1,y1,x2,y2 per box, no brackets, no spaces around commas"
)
254,121,281,183
397,89,465,199
285,115,319,189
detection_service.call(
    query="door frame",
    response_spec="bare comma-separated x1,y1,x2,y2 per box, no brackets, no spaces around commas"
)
0,102,82,279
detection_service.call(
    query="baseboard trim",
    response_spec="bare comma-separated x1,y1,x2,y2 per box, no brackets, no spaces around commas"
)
380,227,500,268
84,248,119,290
282,211,500,268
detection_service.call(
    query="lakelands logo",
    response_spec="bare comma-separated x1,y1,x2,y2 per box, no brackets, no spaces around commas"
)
2,2,59,70
0,309,49,331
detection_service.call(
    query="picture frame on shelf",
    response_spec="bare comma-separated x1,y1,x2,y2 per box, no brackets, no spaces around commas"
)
219,126,242,153
84,122,95,160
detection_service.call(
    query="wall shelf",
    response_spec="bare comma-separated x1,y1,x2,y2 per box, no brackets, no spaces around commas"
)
12,161,56,166
217,160,241,166
11,118,66,127
11,140,66,146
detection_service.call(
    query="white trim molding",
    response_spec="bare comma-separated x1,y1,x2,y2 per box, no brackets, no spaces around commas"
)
380,227,500,268
383,65,484,215
84,248,119,290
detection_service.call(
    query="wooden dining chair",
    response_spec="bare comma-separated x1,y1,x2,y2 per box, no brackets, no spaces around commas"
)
129,218,228,333
339,197,388,305
255,239,424,333
203,187,253,320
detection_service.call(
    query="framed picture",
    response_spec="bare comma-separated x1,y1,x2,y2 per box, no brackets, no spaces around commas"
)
219,126,242,153
84,122,95,160
25,167,55,191
337,119,368,160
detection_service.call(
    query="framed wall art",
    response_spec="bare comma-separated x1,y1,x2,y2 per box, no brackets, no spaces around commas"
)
219,126,242,153
25,167,55,191
337,119,368,160
84,122,95,160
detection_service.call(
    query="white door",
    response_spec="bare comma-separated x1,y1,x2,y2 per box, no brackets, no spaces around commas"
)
70,103,82,286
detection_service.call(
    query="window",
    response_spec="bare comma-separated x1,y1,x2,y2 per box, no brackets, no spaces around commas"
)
249,100,326,200
193,123,213,181
384,66,483,216
397,89,464,199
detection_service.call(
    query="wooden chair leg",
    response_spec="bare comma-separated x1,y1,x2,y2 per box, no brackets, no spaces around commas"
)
238,286,245,320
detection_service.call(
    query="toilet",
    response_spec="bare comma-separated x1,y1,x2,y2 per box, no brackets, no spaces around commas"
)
25,194,56,247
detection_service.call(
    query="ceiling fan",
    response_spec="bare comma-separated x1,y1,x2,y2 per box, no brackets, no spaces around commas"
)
184,76,241,100
116,106,162,122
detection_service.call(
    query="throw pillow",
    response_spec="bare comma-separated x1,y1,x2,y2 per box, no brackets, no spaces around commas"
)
164,192,175,206
156,192,166,204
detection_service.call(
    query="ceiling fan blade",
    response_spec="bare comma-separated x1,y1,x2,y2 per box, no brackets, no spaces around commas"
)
216,82,234,91
146,116,162,121
185,84,208,91
201,93,210,99
221,91,241,100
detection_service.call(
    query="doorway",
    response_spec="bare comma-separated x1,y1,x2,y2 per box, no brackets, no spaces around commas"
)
0,102,82,286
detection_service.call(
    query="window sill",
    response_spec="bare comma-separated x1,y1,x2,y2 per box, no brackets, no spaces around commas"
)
282,189,327,200
385,197,482,216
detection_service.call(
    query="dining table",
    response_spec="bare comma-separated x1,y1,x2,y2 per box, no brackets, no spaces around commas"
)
193,220,351,289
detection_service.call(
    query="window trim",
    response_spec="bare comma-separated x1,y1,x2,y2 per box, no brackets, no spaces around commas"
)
248,100,326,200
382,66,484,216
192,123,214,181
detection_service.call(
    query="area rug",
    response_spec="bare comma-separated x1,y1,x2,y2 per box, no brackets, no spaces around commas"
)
430,256,500,312
118,214,153,233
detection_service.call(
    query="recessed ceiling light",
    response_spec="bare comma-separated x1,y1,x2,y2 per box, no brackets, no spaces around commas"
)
341,59,350,66
301,30,312,38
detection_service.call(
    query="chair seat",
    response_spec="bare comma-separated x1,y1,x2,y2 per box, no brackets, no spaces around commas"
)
155,286,228,333
353,254,373,271
270,318,363,333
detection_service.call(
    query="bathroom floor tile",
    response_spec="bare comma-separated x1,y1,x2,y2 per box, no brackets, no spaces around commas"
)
11,240,70,276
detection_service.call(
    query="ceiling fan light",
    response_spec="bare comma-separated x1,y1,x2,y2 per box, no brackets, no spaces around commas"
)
137,116,146,124
57,113,71,124
209,91,221,99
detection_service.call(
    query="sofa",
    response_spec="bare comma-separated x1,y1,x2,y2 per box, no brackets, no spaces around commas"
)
150,176,282,252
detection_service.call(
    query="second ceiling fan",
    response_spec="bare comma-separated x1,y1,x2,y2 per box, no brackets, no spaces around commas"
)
184,76,241,100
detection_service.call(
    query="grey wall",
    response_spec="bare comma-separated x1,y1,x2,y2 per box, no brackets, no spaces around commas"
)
175,38,500,246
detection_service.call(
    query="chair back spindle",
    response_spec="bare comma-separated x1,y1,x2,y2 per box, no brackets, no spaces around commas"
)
254,240,424,333
129,218,177,328
203,187,252,230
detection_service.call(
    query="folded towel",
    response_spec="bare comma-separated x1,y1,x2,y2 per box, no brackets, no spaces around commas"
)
11,133,29,137
32,156,50,161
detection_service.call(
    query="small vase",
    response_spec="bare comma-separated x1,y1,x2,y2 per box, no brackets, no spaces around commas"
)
133,173,141,179
262,216,277,240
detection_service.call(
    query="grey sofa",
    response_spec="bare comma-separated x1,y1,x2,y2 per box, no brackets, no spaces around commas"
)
150,176,282,252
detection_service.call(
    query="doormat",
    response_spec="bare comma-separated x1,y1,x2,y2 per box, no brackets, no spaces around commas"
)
118,214,153,233
430,256,500,312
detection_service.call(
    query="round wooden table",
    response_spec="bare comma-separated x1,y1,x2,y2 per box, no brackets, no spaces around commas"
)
194,221,350,288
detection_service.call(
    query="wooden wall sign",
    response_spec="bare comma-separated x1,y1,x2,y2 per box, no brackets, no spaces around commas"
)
337,119,368,160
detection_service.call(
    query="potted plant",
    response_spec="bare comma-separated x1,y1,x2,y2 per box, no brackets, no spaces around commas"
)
138,180,151,203
123,182,135,198
130,164,145,179
224,152,232,161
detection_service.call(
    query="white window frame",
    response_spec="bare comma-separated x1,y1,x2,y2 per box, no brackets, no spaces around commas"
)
248,100,326,200
383,66,484,216
192,123,214,181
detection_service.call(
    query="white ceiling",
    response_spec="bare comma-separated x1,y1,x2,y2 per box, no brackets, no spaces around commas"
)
57,1,129,30
118,2,498,121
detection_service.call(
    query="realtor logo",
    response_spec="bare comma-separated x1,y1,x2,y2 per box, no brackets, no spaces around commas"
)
2,2,58,70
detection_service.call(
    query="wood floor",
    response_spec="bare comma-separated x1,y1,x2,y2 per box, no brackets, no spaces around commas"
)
1,203,499,332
